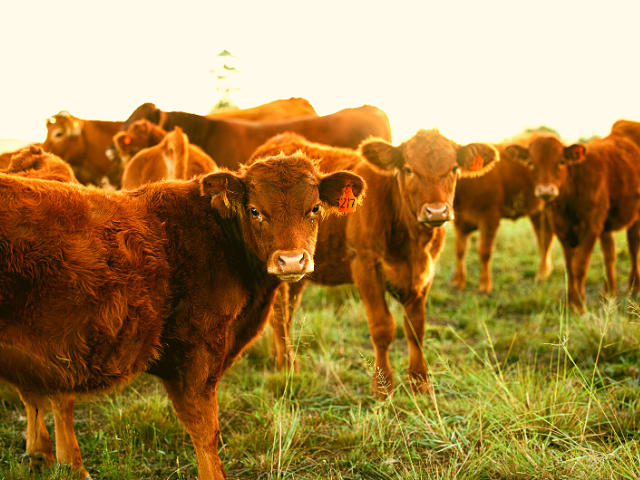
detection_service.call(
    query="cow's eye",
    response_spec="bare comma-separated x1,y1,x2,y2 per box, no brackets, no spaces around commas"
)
312,205,320,213
405,167,412,174
55,131,63,139
452,165,458,174
250,208,260,218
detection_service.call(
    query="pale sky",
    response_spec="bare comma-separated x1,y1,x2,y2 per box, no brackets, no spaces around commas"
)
2,0,639,149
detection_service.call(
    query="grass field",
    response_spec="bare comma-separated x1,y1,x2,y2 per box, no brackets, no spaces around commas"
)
1,219,640,479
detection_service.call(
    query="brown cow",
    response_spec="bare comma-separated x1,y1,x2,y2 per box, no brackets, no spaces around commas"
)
250,131,499,395
121,127,217,189
452,138,554,293
0,153,364,479
3,145,80,184
112,119,168,164
42,111,122,187
119,102,392,170
206,97,317,121
612,119,640,148
506,134,640,314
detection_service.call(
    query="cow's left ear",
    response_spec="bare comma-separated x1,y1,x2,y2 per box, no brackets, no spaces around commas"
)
457,143,500,177
319,171,366,214
201,171,245,213
564,144,587,165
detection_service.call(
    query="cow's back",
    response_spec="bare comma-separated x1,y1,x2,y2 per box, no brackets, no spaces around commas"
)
0,175,170,393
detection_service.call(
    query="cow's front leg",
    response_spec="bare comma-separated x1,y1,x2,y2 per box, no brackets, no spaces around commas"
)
401,291,430,393
50,393,90,478
16,388,54,471
162,373,225,480
352,259,395,397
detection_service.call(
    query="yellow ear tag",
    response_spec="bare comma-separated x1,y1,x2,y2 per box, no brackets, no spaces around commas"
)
469,154,484,171
338,186,357,213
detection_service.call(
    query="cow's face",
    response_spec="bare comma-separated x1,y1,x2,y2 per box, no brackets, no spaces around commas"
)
201,153,365,282
360,129,499,227
42,111,84,161
506,136,586,201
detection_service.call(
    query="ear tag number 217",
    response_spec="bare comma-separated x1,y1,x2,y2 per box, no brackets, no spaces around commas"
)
338,186,357,213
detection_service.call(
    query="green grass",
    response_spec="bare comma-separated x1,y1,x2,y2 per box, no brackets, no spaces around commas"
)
2,219,640,479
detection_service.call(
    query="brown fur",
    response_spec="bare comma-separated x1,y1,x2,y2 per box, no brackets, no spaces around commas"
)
120,103,393,170
42,111,122,187
3,145,80,184
206,97,317,121
452,135,555,293
506,133,640,314
121,127,218,190
612,119,640,150
252,131,499,396
113,119,168,163
0,153,364,479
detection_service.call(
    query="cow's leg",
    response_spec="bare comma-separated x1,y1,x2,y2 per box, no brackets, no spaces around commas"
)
600,230,617,295
16,388,54,471
627,220,640,292
559,241,580,314
50,394,90,479
352,260,395,397
163,378,225,480
478,217,500,294
568,233,599,314
530,210,554,281
401,291,430,393
451,224,470,290
270,281,307,370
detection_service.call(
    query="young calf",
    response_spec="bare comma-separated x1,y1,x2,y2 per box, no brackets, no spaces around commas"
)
507,134,640,314
251,131,499,395
0,153,364,479
452,139,554,293
121,126,217,189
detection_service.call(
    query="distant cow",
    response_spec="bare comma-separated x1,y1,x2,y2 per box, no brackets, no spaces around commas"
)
0,143,41,169
612,119,640,149
112,119,168,164
120,102,392,170
3,145,80,184
452,138,554,293
250,130,499,395
506,134,640,314
206,97,317,121
42,111,122,187
121,127,217,189
0,153,364,479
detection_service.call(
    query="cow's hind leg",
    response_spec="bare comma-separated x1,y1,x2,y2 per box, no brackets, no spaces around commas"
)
50,394,91,479
627,220,640,292
600,230,617,295
16,388,54,471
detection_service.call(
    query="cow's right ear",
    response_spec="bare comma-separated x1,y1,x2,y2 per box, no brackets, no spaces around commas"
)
505,145,531,166
359,138,404,172
319,170,366,214
201,171,245,212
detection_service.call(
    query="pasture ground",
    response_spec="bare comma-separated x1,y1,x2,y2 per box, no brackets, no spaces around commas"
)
1,219,640,479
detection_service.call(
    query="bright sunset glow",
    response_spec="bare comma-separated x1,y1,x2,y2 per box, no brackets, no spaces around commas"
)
2,0,639,149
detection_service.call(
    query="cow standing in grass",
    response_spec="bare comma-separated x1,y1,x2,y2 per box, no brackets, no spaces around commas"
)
0,153,364,479
506,134,640,314
250,130,499,395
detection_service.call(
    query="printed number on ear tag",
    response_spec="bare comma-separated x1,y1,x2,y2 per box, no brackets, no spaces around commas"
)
468,154,484,171
338,186,357,213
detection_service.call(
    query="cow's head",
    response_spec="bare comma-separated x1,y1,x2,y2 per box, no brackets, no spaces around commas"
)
506,136,586,201
359,129,499,226
201,152,365,281
112,120,166,164
42,111,85,160
4,145,79,184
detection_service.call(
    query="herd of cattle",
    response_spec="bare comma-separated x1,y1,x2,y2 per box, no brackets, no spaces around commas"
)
1,96,640,479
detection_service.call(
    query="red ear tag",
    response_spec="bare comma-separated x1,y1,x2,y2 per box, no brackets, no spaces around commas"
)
338,186,357,213
123,136,131,145
577,146,585,159
469,154,484,171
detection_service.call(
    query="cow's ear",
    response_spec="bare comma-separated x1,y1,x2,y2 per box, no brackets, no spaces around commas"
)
201,171,245,212
505,145,531,166
457,143,500,177
359,138,403,172
564,144,587,165
319,171,366,214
